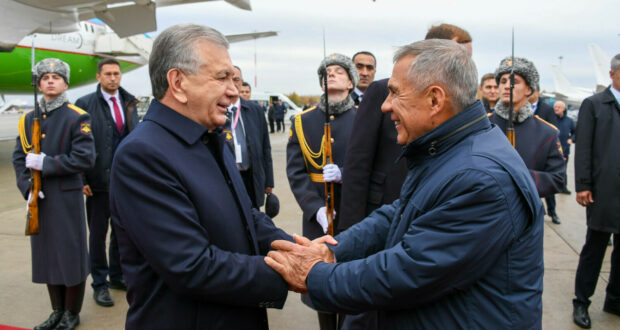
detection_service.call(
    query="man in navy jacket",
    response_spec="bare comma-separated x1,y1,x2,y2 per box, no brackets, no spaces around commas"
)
266,40,544,329
110,24,292,329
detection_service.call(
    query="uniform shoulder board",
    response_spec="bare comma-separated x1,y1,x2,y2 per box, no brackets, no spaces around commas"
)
534,115,558,131
487,113,493,117
67,103,87,115
297,105,317,118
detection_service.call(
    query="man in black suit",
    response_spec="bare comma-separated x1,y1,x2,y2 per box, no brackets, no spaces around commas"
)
76,58,138,307
528,86,558,126
572,53,620,329
351,51,376,106
224,66,274,209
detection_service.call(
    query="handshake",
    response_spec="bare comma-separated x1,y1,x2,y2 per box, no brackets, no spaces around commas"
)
264,234,338,294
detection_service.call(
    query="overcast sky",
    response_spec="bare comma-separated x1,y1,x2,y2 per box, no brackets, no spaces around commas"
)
9,0,620,102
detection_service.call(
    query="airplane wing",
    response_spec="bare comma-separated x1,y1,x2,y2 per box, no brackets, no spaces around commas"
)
0,0,252,51
226,31,278,43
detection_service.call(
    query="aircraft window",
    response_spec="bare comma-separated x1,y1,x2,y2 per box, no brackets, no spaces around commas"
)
90,25,94,33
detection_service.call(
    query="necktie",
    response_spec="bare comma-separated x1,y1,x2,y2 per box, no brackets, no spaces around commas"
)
231,106,250,170
110,96,123,133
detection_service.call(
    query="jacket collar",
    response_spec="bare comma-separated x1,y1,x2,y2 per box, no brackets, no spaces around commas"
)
143,99,209,145
602,86,620,107
399,100,490,164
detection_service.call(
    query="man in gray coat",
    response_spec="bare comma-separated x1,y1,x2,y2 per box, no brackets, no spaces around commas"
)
572,53,620,329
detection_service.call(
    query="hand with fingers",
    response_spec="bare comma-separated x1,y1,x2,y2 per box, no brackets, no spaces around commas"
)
264,234,337,293
576,190,594,207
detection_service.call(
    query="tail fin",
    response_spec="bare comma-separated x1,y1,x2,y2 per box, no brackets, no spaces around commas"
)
588,43,610,92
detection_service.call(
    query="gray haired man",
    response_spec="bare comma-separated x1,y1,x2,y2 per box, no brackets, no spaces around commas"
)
267,39,544,329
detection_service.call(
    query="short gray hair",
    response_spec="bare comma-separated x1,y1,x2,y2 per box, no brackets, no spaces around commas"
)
149,24,229,100
393,39,478,111
611,53,620,72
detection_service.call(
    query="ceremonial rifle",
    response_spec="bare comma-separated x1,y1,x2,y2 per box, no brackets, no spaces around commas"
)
25,38,41,235
322,29,335,236
507,28,516,147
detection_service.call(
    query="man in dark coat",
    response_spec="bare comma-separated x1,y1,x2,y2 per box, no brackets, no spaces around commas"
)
287,52,358,330
572,53,620,329
75,57,139,307
223,66,274,209
351,51,376,106
267,39,544,329
489,57,565,200
552,100,575,194
529,86,558,126
109,24,292,330
273,99,286,132
13,58,95,330
479,73,499,113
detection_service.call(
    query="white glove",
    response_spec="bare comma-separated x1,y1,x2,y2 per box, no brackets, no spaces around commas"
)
25,152,46,171
323,164,342,183
26,191,45,210
316,206,336,234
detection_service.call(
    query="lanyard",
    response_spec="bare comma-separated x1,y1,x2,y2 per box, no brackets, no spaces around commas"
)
232,106,241,130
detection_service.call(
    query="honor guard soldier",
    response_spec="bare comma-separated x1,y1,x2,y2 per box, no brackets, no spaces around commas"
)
489,57,565,199
13,58,95,330
286,53,358,330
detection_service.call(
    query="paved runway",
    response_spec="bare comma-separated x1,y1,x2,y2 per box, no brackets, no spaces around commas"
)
0,128,618,329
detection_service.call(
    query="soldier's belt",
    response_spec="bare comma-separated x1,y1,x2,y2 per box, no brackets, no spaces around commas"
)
309,173,324,183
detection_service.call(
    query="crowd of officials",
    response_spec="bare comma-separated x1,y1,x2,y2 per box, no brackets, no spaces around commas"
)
12,21,619,330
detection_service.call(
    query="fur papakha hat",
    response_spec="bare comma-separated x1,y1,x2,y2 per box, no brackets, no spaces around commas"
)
35,58,70,85
317,53,359,92
494,56,539,95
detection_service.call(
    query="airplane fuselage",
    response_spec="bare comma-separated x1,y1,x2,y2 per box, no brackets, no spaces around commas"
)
0,21,145,94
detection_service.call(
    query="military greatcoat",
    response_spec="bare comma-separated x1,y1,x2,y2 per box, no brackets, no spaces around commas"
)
13,102,95,285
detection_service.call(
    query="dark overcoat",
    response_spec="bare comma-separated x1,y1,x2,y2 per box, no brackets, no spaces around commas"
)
307,102,544,329
339,78,408,230
535,100,559,126
574,87,620,233
286,104,356,240
13,102,95,285
109,100,291,329
75,85,138,191
240,99,274,207
489,112,565,198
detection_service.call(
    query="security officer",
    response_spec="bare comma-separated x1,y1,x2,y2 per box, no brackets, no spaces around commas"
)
488,57,565,200
12,58,95,330
286,53,358,330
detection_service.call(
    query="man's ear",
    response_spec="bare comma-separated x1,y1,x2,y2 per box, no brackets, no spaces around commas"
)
167,69,188,104
427,85,447,117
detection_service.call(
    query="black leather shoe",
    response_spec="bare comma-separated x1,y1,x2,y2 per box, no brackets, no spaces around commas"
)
94,288,114,307
551,214,561,224
34,309,64,330
560,187,572,194
603,300,620,316
54,310,80,330
109,279,127,291
573,303,591,329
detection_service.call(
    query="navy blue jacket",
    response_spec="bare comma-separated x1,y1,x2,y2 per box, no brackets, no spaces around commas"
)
555,113,575,157
306,102,544,329
489,113,565,198
110,100,291,329
75,85,138,191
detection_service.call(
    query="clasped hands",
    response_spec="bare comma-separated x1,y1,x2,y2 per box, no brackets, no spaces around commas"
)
265,234,337,294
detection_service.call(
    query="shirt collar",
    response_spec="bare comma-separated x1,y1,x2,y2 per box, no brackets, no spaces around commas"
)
100,87,119,102
228,98,241,111
353,87,363,97
610,85,620,104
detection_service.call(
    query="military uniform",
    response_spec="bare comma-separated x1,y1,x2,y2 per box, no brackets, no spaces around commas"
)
286,104,356,239
488,112,564,197
13,102,95,285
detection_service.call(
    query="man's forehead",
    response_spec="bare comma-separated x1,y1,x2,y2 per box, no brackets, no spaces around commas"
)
483,79,497,86
354,54,376,65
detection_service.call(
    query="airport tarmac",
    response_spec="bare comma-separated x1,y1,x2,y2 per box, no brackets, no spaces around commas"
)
0,127,618,329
